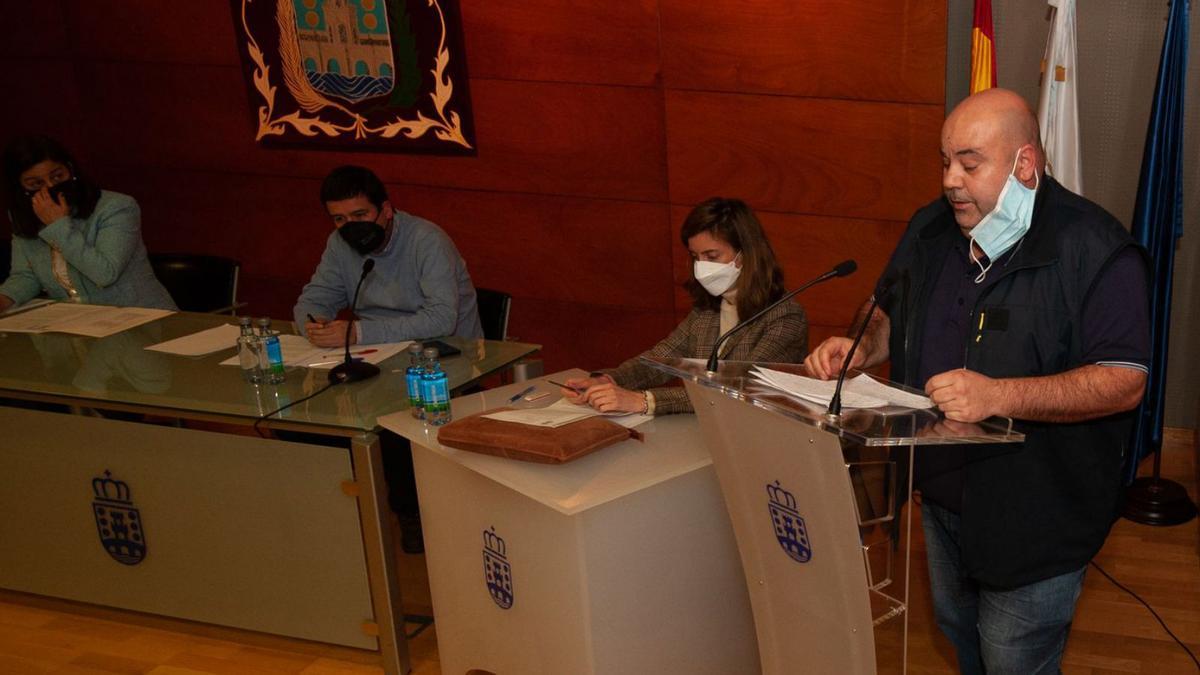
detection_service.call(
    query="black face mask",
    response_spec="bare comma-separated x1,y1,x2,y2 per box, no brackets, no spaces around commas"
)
25,176,80,207
338,220,386,255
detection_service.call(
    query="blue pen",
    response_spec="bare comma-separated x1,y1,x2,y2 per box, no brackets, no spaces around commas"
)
507,385,536,403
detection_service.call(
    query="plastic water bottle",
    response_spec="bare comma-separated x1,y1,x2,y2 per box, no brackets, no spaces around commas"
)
255,317,286,385
237,317,264,383
420,346,451,426
406,342,425,419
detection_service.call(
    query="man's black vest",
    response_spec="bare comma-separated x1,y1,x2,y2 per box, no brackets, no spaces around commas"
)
880,177,1143,588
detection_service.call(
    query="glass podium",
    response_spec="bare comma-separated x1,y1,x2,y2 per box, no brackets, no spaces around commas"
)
643,357,1024,675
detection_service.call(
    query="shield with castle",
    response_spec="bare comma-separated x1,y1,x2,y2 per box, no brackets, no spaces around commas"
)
92,470,148,566
234,0,475,151
767,479,813,564
482,526,514,610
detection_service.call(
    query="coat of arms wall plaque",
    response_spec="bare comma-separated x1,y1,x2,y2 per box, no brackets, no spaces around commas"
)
232,0,475,153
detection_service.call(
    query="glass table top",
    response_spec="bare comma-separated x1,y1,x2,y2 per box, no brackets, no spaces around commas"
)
643,357,1024,447
0,309,539,432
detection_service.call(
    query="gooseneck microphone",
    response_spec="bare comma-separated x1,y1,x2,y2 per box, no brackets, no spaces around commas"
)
706,259,857,373
827,272,904,418
328,258,380,384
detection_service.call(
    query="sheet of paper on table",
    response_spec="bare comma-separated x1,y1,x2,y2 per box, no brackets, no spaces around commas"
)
483,397,654,429
0,303,173,337
218,338,411,369
0,298,54,316
145,323,241,356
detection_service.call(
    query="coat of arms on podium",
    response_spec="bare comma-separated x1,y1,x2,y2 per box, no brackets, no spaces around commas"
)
768,480,811,563
92,470,147,566
482,526,513,609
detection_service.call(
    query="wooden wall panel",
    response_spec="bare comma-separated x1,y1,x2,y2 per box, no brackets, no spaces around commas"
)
665,90,943,221
77,63,668,202
0,0,945,374
461,0,660,86
514,299,678,375
388,185,675,311
66,1,240,66
0,2,68,57
660,0,946,103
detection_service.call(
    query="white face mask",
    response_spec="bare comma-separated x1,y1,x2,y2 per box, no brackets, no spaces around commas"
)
968,147,1039,283
694,254,741,296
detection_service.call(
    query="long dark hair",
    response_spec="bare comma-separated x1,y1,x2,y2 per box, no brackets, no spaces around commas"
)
680,197,786,320
3,135,101,239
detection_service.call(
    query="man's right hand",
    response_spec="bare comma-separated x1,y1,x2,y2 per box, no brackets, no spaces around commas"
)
804,337,863,380
0,295,13,313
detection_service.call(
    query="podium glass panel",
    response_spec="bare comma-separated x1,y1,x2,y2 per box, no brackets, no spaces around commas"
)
643,357,1023,675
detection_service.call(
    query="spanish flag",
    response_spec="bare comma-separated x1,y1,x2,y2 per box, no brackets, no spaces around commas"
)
971,0,998,93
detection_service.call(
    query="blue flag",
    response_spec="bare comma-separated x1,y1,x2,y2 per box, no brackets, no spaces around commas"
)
1125,0,1189,484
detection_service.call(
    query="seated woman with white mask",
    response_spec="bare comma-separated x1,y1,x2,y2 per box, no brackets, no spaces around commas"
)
562,197,808,415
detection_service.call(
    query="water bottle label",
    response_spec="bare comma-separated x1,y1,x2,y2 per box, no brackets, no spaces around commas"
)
406,370,423,405
265,337,285,373
421,378,450,412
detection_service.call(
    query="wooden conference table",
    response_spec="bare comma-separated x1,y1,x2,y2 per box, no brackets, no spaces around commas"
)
0,308,538,675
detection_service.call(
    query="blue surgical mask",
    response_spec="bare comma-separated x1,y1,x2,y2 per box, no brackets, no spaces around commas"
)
969,148,1039,283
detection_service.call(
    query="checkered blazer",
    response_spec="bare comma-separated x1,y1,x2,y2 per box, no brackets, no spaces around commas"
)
602,301,808,415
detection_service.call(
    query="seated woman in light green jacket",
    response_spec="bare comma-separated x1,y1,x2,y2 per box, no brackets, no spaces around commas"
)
0,135,175,312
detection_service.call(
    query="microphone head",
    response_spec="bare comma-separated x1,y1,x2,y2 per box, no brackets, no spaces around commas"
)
833,259,857,277
362,258,376,275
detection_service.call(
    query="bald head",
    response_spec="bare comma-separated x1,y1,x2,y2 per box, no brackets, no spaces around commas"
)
940,88,1045,233
945,89,1045,170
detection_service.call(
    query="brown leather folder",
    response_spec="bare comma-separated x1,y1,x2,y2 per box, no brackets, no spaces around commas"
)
436,408,643,464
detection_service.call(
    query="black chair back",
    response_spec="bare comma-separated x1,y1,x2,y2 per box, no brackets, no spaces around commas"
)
149,253,240,313
474,287,511,341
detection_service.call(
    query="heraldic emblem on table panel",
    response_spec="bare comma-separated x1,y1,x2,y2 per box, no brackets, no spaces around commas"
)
232,0,475,152
92,470,147,566
768,480,812,564
482,526,513,610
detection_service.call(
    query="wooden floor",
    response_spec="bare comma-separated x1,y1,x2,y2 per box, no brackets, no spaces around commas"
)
1,430,1196,674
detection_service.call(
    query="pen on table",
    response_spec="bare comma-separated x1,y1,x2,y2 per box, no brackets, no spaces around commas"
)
547,380,586,393
507,385,536,403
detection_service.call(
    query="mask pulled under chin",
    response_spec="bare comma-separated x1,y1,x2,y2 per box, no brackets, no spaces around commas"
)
968,149,1039,283
338,220,386,255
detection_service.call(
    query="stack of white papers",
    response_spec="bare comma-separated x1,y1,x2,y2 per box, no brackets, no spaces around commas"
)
0,303,173,338
750,366,933,410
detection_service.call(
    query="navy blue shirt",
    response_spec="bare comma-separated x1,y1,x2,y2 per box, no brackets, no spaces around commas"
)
915,240,1150,512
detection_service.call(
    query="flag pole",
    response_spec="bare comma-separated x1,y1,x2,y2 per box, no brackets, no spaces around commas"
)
1121,0,1196,526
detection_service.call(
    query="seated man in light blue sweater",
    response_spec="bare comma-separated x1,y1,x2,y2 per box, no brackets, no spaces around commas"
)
294,165,482,347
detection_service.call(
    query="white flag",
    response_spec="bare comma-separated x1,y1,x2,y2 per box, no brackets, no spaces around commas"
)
1037,0,1082,195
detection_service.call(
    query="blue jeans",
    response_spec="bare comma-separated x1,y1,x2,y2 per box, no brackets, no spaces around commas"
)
921,501,1086,674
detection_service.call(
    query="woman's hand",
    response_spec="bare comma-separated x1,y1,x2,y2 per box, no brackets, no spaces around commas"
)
31,188,70,226
560,375,612,404
563,376,646,414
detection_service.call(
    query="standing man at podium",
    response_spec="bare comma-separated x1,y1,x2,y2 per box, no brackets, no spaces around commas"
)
806,88,1149,674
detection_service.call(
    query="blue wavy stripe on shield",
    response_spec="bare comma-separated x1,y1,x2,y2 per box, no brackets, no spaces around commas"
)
305,72,394,102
